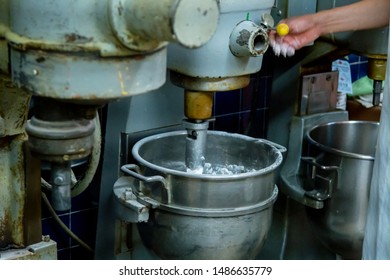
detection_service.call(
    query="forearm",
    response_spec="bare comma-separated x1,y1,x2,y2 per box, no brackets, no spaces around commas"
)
270,0,390,56
314,0,390,35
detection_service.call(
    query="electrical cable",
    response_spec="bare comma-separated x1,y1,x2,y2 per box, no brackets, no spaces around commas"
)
41,191,94,254
71,115,102,197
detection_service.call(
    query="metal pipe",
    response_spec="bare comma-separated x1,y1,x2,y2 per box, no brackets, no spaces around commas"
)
183,120,209,174
372,79,382,106
182,89,213,173
51,162,72,212
367,57,386,106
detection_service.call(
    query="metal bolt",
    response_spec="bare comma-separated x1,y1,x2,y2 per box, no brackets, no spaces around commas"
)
53,176,64,185
124,189,135,200
42,235,51,242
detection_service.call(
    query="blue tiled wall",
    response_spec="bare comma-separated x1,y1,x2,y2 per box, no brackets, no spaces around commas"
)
212,53,273,138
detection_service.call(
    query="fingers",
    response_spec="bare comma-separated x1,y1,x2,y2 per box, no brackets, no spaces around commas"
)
268,31,295,57
269,29,318,57
270,42,295,57
268,14,320,57
274,42,295,57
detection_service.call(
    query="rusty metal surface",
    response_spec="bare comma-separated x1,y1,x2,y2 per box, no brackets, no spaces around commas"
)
5,0,219,56
367,58,387,81
0,40,8,73
0,0,8,33
109,0,219,51
0,75,31,137
23,145,43,245
10,48,166,101
0,73,31,250
0,239,57,260
6,0,184,102
170,71,250,91
0,133,28,249
6,0,133,57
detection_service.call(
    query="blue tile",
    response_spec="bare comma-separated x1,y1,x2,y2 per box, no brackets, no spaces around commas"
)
242,82,258,111
243,76,272,111
240,109,267,138
42,214,71,250
71,187,97,212
241,82,254,111
41,190,60,219
70,245,94,260
258,52,274,77
213,113,240,133
57,248,71,260
69,161,101,212
214,90,241,116
40,166,99,218
240,111,251,134
69,208,98,249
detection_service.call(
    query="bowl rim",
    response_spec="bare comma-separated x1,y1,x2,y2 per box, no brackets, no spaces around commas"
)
132,130,284,180
305,120,379,160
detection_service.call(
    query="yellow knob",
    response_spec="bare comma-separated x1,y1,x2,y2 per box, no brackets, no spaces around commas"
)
276,23,289,36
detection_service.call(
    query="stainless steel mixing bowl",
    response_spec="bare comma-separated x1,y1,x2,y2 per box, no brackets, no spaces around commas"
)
124,130,285,259
304,120,379,259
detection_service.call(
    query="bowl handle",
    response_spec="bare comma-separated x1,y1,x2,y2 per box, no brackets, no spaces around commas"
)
301,157,339,202
120,164,170,204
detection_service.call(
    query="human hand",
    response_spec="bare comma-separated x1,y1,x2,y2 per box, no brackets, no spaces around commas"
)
269,14,322,57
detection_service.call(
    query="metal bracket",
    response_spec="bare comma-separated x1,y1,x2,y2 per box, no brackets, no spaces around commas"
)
113,176,152,223
301,156,339,201
300,72,339,116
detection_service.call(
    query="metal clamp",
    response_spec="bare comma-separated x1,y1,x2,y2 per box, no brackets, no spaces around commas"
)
113,176,152,223
301,156,339,201
120,164,170,204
